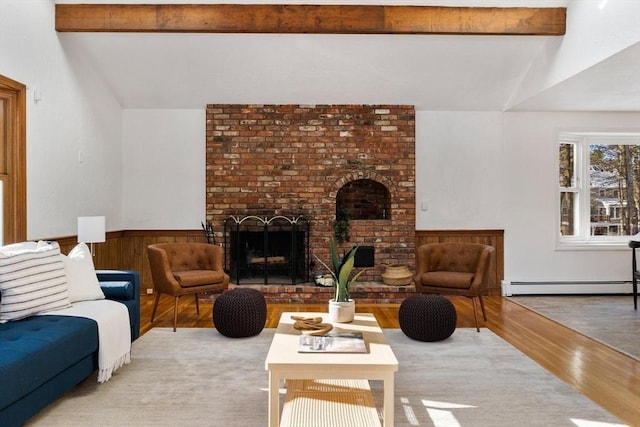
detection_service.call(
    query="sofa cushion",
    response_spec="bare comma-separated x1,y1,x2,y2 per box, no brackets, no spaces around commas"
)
0,242,71,323
421,271,475,290
173,270,226,287
0,315,98,411
62,243,105,303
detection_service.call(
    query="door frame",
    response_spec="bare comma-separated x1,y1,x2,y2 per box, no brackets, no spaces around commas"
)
0,74,27,244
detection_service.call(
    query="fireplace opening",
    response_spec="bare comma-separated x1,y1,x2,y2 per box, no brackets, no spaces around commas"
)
223,215,309,285
336,179,391,220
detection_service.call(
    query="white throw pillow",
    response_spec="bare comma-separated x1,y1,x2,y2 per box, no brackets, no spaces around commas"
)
63,243,105,303
0,241,39,254
0,241,71,322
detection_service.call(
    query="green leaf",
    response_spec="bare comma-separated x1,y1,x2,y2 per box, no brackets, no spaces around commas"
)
338,253,355,288
330,238,341,276
348,269,366,286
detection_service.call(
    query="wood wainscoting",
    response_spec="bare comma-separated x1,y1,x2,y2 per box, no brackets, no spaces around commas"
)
415,229,504,296
48,229,504,296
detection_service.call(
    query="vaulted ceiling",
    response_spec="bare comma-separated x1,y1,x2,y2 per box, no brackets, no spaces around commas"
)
54,1,640,112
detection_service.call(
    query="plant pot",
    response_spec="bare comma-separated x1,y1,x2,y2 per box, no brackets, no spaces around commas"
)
381,264,413,286
328,299,355,323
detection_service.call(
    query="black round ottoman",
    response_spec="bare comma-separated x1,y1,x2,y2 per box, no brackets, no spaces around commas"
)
213,288,267,338
399,295,457,342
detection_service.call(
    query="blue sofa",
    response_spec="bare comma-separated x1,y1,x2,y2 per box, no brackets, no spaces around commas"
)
0,270,140,427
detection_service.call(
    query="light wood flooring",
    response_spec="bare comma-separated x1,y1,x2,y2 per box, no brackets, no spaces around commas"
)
141,294,640,426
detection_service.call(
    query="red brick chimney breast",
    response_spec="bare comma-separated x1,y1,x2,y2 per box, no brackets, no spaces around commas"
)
205,104,415,282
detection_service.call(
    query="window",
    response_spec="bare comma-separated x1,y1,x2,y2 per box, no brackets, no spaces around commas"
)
559,132,640,248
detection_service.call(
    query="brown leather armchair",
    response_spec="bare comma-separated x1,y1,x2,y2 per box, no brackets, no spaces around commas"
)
147,243,230,331
414,243,495,331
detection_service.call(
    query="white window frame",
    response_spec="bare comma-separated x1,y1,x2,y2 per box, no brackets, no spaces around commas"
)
557,131,640,250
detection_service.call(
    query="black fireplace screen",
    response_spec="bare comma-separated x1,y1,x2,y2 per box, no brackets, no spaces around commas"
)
223,215,310,285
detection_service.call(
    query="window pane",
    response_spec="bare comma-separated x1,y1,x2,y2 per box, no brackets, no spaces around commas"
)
560,191,576,236
559,143,575,187
589,144,640,236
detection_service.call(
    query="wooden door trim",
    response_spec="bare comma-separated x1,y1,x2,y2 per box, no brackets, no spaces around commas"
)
0,74,27,244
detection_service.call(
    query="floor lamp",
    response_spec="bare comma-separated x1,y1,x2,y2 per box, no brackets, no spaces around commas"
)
77,216,105,256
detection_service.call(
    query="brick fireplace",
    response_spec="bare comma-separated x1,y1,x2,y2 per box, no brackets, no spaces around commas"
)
205,104,415,287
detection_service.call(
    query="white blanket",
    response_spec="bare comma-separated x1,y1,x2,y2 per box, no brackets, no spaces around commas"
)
41,299,131,383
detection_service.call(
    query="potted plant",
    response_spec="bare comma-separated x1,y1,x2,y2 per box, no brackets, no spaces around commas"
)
333,208,350,244
315,238,365,322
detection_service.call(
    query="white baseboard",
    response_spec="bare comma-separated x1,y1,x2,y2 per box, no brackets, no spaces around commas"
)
501,280,633,296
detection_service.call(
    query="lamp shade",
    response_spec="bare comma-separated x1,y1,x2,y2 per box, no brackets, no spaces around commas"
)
77,216,106,243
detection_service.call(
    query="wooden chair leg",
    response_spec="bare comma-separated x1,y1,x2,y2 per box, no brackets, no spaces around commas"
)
471,297,480,332
631,246,638,310
173,296,180,332
150,292,161,323
478,295,487,321
194,293,200,315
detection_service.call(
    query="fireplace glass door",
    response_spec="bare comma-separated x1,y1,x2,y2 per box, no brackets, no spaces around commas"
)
224,215,309,285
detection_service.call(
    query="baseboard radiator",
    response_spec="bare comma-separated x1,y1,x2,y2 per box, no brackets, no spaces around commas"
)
501,280,633,296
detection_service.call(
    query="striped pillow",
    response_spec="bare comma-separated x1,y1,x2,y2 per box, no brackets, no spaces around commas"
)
0,241,71,322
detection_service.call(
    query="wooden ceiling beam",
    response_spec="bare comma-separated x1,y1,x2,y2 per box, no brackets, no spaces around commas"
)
55,4,566,36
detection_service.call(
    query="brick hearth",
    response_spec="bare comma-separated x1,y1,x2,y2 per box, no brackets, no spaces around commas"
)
208,282,417,304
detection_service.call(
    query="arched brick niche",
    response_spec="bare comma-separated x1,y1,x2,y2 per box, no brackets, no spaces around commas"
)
205,104,415,282
336,179,391,220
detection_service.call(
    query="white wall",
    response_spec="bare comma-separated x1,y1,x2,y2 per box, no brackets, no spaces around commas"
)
122,109,205,229
503,111,640,284
414,110,640,286
509,0,640,109
415,111,504,230
0,0,123,239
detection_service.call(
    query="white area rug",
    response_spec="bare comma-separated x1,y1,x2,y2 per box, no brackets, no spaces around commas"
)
27,328,625,427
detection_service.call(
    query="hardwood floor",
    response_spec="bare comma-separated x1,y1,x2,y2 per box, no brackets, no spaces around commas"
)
140,294,640,426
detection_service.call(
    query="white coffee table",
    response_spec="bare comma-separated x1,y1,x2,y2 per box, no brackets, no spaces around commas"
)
265,312,399,427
